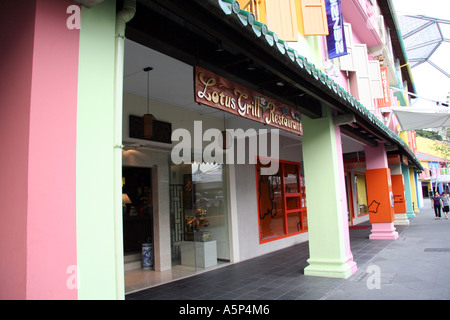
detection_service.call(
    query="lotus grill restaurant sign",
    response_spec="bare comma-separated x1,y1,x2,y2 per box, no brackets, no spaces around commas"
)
325,0,347,59
194,66,303,135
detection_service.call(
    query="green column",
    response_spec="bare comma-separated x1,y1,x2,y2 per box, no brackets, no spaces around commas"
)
402,164,415,218
302,106,356,278
76,0,123,299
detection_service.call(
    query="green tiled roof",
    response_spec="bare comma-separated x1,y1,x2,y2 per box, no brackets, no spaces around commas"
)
214,0,422,170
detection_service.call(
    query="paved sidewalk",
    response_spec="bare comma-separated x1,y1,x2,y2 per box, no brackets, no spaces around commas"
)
126,198,450,300
322,198,450,300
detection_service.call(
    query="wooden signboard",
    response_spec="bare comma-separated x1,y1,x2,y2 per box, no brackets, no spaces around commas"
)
194,66,303,135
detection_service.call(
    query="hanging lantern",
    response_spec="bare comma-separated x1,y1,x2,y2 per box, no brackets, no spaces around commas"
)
143,114,154,139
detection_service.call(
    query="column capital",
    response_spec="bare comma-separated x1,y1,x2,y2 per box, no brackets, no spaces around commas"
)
364,144,388,170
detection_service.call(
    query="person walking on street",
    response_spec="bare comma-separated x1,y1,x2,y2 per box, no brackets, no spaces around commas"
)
432,192,443,219
442,192,449,219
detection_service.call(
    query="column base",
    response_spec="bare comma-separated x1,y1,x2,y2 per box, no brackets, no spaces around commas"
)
406,211,415,218
304,257,357,279
369,222,399,240
394,213,410,225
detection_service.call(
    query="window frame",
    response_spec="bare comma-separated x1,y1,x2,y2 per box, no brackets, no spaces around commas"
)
298,0,329,36
237,0,329,40
255,157,307,244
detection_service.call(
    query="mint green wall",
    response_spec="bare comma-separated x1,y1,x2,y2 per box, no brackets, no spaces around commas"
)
302,106,355,278
290,36,321,67
76,0,124,299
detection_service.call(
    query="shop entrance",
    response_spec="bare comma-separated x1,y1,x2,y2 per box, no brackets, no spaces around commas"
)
122,166,154,262
121,39,232,293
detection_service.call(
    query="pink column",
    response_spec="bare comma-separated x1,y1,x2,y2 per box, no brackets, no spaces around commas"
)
365,145,398,240
365,144,389,170
0,0,80,299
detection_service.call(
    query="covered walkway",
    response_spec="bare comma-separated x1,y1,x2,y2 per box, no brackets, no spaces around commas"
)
126,198,450,300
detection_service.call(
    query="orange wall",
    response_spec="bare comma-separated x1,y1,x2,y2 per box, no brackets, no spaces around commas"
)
365,168,395,223
391,174,407,213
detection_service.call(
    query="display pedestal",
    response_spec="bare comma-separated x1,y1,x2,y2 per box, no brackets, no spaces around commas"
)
180,240,217,268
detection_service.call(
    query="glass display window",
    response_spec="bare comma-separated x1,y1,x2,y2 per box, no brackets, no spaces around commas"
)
169,161,230,270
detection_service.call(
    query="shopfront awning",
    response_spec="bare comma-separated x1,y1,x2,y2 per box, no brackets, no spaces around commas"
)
437,175,450,184
392,102,450,131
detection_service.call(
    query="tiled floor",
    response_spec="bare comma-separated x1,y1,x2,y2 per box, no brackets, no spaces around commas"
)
126,241,317,300
126,223,399,300
125,261,229,294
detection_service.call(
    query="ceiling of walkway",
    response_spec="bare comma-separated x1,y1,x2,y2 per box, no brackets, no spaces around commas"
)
123,39,366,154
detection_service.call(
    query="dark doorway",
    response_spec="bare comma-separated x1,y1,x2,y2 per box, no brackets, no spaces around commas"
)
122,166,153,253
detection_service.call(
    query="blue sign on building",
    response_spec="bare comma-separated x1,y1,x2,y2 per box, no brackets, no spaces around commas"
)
326,0,347,59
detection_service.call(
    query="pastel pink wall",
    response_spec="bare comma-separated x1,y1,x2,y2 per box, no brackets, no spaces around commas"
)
342,0,381,48
319,35,348,91
0,0,79,299
26,0,79,299
365,144,389,170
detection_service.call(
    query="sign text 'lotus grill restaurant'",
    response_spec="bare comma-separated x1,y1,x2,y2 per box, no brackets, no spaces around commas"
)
194,66,303,135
